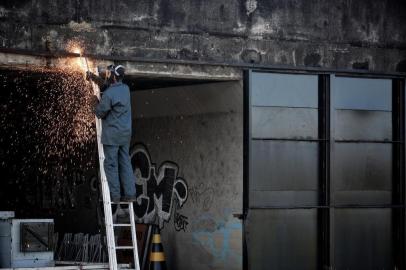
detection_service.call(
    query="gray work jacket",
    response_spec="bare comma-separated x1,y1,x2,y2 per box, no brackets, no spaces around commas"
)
95,82,132,145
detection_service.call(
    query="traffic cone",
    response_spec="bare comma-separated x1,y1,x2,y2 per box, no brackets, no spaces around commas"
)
149,225,167,270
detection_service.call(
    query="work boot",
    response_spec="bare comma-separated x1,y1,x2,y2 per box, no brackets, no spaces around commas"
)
121,196,137,202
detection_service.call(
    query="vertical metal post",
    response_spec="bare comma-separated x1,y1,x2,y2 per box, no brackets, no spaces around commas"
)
329,75,337,269
392,78,405,270
242,69,252,270
318,74,331,270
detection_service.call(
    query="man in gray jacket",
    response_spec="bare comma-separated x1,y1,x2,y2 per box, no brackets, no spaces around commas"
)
89,65,136,202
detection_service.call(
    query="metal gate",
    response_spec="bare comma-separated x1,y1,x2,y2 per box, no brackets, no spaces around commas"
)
243,70,405,270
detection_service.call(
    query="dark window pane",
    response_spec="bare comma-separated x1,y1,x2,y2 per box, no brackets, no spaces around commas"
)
251,72,318,108
250,140,318,206
247,209,318,270
334,209,393,270
333,77,392,111
334,109,392,141
332,143,392,205
252,107,318,139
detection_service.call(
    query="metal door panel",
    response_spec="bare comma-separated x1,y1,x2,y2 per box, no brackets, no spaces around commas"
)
333,209,393,270
246,209,318,270
334,109,392,141
245,72,403,270
252,106,318,139
332,143,392,191
251,140,318,195
251,72,318,108
333,77,392,111
246,71,320,269
249,190,318,207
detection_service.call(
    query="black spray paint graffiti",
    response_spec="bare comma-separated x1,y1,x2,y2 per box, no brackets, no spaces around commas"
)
174,207,189,232
130,144,188,229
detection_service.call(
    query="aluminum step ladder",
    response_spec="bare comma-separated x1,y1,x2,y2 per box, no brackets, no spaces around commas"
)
90,67,141,270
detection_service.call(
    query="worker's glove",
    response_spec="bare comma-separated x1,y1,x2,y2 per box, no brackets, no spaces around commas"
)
86,71,106,89
86,71,93,81
100,84,109,93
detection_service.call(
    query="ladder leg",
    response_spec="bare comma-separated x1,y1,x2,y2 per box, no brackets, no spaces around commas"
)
129,203,141,270
98,124,118,270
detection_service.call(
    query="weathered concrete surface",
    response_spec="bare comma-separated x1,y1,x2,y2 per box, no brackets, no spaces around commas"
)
131,82,243,270
0,0,405,73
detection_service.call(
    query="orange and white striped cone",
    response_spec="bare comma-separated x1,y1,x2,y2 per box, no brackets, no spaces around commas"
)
149,225,167,270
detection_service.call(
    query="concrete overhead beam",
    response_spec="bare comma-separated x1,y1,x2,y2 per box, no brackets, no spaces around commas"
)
0,50,242,81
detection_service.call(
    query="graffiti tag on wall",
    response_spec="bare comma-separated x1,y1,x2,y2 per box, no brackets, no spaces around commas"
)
174,205,189,232
130,144,188,228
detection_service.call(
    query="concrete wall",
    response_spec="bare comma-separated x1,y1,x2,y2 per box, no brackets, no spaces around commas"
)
131,82,243,270
1,0,405,73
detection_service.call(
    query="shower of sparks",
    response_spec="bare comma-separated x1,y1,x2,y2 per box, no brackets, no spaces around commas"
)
0,41,98,180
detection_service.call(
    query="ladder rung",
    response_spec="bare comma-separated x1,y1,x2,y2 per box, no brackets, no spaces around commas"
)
111,201,132,204
114,224,131,227
115,246,134,250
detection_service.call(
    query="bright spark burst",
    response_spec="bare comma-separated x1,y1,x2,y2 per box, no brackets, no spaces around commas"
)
65,40,91,74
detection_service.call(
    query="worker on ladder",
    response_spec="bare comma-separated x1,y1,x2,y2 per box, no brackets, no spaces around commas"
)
87,65,137,203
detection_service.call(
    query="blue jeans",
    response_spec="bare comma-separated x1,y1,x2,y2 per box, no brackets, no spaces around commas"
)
103,144,136,201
